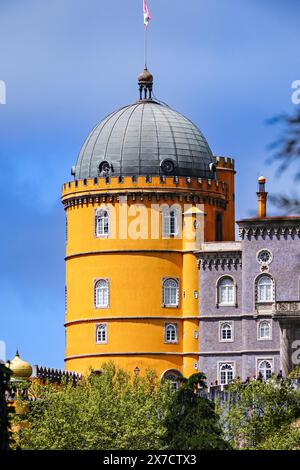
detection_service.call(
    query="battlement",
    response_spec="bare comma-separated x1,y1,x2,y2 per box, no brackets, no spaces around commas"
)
213,155,235,170
32,365,81,384
62,175,229,200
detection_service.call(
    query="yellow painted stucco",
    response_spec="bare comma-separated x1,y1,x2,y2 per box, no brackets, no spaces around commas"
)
62,165,235,379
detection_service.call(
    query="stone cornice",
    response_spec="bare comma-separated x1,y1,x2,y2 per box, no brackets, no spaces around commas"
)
65,351,199,361
61,191,227,210
198,313,273,320
65,249,196,261
197,251,242,270
237,218,300,240
65,315,200,327
198,349,280,356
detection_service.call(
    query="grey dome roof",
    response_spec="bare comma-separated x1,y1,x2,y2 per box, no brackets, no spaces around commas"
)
74,100,214,179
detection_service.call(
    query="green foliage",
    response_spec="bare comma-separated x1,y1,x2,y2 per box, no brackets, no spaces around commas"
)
18,362,174,450
289,366,300,379
164,373,230,450
219,378,300,449
257,425,300,450
0,364,13,450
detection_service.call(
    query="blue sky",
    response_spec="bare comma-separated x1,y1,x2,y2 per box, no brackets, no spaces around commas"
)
0,0,299,369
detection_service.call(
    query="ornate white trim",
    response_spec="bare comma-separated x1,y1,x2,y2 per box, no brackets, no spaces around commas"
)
197,252,242,270
239,223,300,240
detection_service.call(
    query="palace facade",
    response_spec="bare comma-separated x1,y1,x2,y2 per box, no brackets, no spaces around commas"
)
61,69,300,384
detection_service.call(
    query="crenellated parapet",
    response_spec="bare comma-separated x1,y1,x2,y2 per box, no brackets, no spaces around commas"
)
237,217,300,240
61,175,230,210
213,155,235,172
32,365,82,384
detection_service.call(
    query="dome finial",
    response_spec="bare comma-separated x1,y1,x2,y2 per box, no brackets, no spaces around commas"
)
138,67,153,101
6,351,33,379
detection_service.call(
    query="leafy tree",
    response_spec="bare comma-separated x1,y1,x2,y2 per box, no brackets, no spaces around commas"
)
219,378,300,449
17,362,174,450
257,425,300,450
268,109,300,213
164,373,230,450
0,364,12,450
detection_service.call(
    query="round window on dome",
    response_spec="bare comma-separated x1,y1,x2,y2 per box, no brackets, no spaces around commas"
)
160,159,176,175
257,249,273,265
99,161,111,175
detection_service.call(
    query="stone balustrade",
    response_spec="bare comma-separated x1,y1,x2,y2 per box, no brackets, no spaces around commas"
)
273,301,300,319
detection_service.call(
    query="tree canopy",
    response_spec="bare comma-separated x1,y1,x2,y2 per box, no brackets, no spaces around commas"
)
164,373,230,450
218,377,300,450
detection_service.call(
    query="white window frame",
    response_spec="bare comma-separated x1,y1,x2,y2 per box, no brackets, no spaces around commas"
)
96,323,108,344
256,248,273,266
94,278,110,309
164,323,178,344
257,319,272,341
217,276,236,307
257,358,273,381
218,362,235,385
95,207,110,238
162,278,179,308
162,205,180,238
255,274,275,304
219,321,234,343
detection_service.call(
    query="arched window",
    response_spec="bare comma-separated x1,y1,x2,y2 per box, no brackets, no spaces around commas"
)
257,276,274,303
258,320,271,340
258,360,272,380
220,322,233,342
218,277,235,306
95,279,109,308
163,369,183,390
163,278,179,307
162,207,179,237
96,324,107,344
219,363,234,385
95,208,109,237
165,323,178,343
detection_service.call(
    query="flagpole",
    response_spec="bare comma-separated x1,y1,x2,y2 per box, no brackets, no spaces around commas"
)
144,26,148,69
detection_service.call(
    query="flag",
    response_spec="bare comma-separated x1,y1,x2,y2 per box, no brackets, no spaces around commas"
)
144,0,151,28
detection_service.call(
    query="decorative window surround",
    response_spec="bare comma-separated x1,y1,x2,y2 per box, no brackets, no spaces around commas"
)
162,278,180,308
218,362,235,385
94,279,110,309
95,207,110,238
216,275,237,307
164,323,178,344
219,321,234,342
257,249,273,266
256,358,273,380
161,205,181,238
255,274,275,305
96,323,108,344
258,319,272,341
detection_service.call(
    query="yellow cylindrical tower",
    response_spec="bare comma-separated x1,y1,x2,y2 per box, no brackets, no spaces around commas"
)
62,71,235,382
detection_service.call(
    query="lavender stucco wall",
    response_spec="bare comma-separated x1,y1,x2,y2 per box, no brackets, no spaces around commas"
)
242,236,300,313
197,231,300,384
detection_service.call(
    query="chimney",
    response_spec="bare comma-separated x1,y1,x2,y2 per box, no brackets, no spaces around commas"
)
257,176,267,218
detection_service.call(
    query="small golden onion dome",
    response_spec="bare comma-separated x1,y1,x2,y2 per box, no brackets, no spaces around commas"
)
7,351,32,379
258,175,266,183
138,67,153,83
